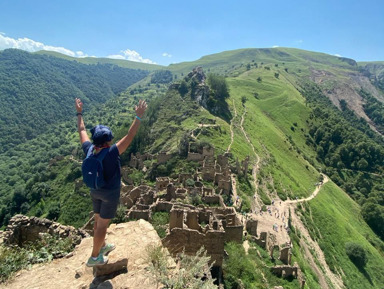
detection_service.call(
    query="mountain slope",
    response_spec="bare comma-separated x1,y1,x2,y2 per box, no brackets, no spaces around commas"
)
0,49,149,152
1,47,384,288
34,50,164,71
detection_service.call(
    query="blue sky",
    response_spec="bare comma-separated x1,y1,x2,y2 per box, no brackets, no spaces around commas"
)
0,0,383,66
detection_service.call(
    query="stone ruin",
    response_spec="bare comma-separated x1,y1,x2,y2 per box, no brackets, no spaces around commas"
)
271,263,299,278
116,164,243,270
115,149,263,276
128,151,175,170
187,147,233,195
187,145,214,162
128,152,154,170
163,206,243,268
2,214,88,248
244,217,297,279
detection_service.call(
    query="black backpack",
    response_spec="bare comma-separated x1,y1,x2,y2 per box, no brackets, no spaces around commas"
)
82,145,109,189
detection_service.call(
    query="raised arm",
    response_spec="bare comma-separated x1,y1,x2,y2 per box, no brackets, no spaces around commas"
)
116,99,147,155
75,98,90,144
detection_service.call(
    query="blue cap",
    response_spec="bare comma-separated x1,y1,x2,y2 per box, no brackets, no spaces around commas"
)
90,125,114,145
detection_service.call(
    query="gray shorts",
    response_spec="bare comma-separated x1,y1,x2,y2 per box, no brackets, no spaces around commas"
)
90,188,120,219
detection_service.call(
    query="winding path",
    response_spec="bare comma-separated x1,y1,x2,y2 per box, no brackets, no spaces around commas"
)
226,100,237,153
237,105,263,210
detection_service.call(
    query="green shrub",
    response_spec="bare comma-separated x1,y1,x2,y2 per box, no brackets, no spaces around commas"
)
0,234,74,282
151,212,170,239
345,242,368,268
112,204,127,224
223,243,263,289
147,246,217,289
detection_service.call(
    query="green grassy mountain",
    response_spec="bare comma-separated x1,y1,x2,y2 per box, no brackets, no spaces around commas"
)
34,50,164,71
0,49,150,152
1,47,384,288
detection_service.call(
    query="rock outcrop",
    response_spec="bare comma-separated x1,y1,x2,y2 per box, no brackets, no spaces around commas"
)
3,215,88,247
188,67,210,109
1,220,163,289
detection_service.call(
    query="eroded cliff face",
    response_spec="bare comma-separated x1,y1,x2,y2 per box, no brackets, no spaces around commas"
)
1,220,162,289
309,66,384,134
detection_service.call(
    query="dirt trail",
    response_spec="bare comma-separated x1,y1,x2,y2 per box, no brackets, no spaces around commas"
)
224,100,342,288
227,102,262,209
249,174,344,289
287,176,344,289
238,107,263,210
191,123,219,139
290,201,344,289
286,175,329,204
226,100,237,153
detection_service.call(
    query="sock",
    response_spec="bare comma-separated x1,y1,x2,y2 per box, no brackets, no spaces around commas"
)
92,256,98,261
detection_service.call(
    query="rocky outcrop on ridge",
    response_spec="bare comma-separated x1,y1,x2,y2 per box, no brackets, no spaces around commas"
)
3,214,88,247
1,220,162,289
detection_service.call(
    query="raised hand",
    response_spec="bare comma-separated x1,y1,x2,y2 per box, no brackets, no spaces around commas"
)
135,99,147,119
75,98,83,113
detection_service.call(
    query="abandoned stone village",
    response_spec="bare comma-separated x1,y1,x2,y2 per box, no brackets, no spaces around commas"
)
1,144,305,288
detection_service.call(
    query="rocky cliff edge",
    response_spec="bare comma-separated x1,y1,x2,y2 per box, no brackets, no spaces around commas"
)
1,220,162,289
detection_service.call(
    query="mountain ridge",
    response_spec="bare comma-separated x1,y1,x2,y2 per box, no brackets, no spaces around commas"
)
0,47,384,288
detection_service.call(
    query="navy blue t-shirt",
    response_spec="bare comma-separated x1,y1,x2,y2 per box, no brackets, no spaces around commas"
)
82,141,121,190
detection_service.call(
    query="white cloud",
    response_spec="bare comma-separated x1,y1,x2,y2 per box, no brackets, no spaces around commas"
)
0,33,156,64
76,51,88,58
107,54,126,60
272,45,279,48
334,54,342,57
162,52,172,58
107,49,156,64
295,40,303,44
0,33,87,57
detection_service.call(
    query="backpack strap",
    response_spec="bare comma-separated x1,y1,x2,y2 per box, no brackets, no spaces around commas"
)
95,147,110,161
86,144,95,158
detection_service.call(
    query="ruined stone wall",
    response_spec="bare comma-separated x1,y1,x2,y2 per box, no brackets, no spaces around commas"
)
187,152,204,161
202,187,214,196
279,247,292,265
163,228,225,266
212,207,237,216
254,231,268,248
198,211,212,224
3,215,88,247
217,179,231,193
202,195,221,206
224,225,243,243
162,183,176,201
153,201,174,213
246,219,258,236
157,152,172,164
217,154,228,168
120,194,134,209
185,210,201,231
140,191,155,206
128,210,150,221
271,264,298,278
169,208,184,230
156,177,171,191
202,169,215,182
202,147,214,157
135,203,150,211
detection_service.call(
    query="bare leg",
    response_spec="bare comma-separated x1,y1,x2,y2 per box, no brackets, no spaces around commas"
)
92,213,110,257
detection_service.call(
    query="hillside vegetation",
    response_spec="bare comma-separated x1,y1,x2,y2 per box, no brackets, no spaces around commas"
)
1,47,384,288
0,49,149,152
